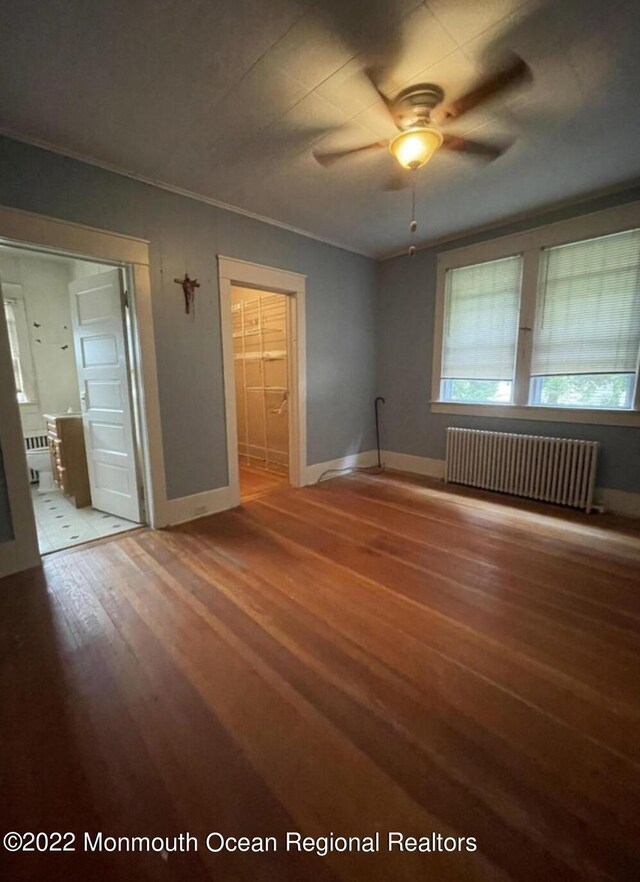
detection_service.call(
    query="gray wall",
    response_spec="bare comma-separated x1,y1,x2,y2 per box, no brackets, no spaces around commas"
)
2,131,639,552
376,186,640,493
0,136,377,509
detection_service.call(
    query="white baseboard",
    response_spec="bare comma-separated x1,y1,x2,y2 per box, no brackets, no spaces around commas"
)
596,487,640,518
161,450,379,525
304,450,379,485
380,450,640,518
381,450,446,479
157,453,640,525
161,484,236,527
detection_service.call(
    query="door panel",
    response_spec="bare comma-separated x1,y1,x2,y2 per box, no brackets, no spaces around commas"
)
80,334,118,366
84,378,123,410
69,269,141,523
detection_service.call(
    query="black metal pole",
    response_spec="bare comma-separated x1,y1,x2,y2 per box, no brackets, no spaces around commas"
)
374,397,385,469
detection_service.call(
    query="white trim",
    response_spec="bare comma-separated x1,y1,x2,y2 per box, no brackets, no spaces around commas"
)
1,287,38,405
218,255,307,290
431,258,447,405
436,200,640,269
162,485,236,527
0,129,371,259
0,204,149,264
217,256,307,505
513,249,538,406
381,451,640,518
381,450,445,479
430,402,640,427
127,263,168,528
305,450,379,484
0,205,168,578
381,182,640,261
431,201,640,425
0,287,40,577
597,488,640,518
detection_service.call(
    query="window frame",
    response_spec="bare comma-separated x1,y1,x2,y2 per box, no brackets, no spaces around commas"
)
432,201,640,427
1,283,38,406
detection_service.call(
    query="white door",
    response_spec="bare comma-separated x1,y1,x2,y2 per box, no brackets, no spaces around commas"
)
69,269,141,523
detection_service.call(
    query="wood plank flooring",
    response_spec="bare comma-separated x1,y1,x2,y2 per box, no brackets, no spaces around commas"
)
2,470,640,881
238,463,287,501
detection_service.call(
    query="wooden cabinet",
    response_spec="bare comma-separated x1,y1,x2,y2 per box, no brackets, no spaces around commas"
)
46,415,91,509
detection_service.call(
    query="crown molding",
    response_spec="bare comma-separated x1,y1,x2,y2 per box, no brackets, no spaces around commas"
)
8,128,638,265
378,177,640,261
0,128,375,260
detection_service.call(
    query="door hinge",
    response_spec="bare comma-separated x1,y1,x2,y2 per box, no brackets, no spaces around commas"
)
122,289,130,309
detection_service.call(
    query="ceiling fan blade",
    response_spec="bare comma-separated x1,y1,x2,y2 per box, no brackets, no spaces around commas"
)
364,68,401,130
441,133,512,161
313,140,388,167
432,54,531,124
302,0,403,87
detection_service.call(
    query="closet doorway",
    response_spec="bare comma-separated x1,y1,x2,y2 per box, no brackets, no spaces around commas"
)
232,287,289,501
218,256,307,507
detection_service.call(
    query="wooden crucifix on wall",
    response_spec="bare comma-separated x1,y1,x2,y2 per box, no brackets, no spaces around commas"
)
174,273,200,314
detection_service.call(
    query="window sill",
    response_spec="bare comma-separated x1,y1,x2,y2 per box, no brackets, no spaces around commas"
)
430,401,640,428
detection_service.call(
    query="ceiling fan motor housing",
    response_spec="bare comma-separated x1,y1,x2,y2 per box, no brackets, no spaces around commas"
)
393,84,445,130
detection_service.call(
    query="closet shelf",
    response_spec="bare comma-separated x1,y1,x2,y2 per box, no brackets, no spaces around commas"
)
234,350,286,361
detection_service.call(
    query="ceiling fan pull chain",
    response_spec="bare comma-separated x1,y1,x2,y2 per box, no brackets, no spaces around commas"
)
408,174,417,257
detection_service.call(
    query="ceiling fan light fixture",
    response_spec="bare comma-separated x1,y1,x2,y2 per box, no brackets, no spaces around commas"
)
389,127,443,169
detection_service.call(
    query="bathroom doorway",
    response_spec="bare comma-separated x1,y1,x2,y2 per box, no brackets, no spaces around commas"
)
232,286,290,501
0,244,145,554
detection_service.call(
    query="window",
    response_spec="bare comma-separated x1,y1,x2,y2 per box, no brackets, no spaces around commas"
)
434,207,640,424
2,295,37,404
529,230,640,409
441,255,522,404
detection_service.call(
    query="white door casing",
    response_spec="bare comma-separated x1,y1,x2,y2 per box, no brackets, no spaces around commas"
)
69,268,141,522
0,205,166,578
0,271,40,576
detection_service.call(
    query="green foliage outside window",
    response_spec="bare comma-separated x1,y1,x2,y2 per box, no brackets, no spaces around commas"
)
446,379,511,403
535,374,633,408
444,374,634,408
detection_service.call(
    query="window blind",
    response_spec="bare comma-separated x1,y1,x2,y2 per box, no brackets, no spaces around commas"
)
442,255,522,380
3,300,24,394
531,228,640,376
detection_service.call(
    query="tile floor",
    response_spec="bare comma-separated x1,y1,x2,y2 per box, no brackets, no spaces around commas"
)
31,485,140,554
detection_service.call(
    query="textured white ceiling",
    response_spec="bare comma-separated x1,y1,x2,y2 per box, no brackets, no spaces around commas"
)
1,0,639,256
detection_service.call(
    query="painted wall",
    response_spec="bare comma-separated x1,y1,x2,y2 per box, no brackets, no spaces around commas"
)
0,250,81,435
376,186,640,494
0,136,377,512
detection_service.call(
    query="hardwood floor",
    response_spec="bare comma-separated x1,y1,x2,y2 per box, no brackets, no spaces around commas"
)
2,470,640,881
239,463,287,501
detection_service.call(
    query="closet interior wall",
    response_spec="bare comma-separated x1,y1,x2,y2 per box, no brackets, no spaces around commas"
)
231,286,289,476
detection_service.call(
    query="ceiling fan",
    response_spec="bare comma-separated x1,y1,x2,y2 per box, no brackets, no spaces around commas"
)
313,55,531,175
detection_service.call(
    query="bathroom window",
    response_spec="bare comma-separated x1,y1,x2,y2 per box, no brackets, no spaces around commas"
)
3,296,37,404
